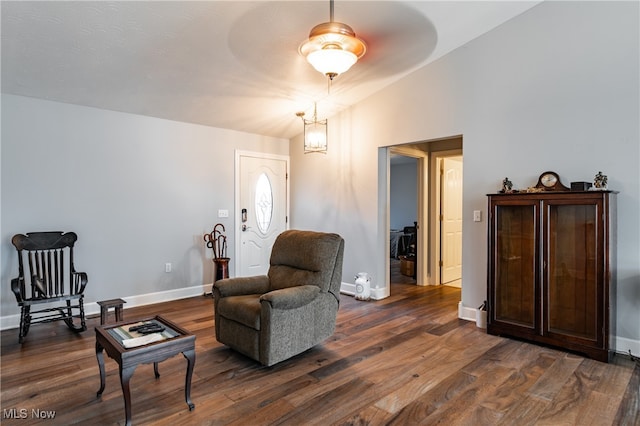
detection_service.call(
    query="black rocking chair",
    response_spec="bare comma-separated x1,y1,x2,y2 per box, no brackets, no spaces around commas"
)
10,231,88,343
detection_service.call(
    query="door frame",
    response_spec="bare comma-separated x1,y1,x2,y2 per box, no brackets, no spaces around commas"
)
234,150,290,277
433,151,463,286
378,136,463,299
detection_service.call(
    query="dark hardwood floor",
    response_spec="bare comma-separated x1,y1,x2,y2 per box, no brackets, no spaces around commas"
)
1,277,638,425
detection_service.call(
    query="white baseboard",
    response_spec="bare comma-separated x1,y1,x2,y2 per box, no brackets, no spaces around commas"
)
614,336,640,357
458,301,477,322
339,282,389,300
203,282,214,295
0,284,211,331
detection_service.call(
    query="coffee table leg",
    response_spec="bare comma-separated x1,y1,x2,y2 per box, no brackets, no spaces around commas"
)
120,365,136,426
96,341,106,397
183,349,196,410
154,362,160,379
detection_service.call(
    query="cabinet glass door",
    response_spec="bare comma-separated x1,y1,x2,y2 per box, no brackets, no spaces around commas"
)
545,201,601,343
494,204,537,328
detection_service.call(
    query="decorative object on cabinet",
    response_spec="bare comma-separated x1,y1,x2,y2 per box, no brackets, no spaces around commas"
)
535,171,569,191
524,186,544,193
486,190,617,362
571,181,592,191
501,177,514,193
593,171,608,189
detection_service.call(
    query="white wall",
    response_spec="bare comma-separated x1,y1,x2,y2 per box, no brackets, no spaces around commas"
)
290,1,640,351
1,95,288,325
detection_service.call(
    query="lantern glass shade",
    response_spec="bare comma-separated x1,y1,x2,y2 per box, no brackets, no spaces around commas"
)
304,118,328,154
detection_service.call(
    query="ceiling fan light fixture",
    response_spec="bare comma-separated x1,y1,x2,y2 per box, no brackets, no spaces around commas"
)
298,1,366,80
306,46,357,79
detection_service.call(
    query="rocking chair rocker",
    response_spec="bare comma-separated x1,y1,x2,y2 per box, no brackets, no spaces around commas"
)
10,231,88,343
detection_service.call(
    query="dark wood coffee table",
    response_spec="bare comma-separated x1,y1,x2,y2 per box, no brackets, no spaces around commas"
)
95,315,196,426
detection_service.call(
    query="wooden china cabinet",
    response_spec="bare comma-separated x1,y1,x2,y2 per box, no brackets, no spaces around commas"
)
487,190,617,362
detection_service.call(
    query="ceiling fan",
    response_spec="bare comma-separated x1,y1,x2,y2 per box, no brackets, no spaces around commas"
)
298,0,367,82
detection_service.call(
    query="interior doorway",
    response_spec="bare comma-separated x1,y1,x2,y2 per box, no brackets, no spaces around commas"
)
389,154,419,285
387,146,427,287
382,136,463,295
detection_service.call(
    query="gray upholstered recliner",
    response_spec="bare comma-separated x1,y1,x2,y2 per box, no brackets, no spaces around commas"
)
213,230,344,366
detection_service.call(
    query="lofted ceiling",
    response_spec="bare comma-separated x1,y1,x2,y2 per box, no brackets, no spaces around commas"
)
1,1,540,139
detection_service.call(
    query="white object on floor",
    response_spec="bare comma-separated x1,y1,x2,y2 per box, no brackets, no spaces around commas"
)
355,272,371,301
476,310,487,329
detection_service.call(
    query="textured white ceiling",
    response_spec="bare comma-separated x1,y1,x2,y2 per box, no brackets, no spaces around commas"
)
1,1,540,139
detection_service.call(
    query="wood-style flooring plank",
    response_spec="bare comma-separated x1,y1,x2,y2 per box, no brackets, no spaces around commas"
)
614,361,640,425
1,280,637,426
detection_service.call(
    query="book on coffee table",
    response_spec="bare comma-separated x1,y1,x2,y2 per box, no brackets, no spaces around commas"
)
107,318,181,349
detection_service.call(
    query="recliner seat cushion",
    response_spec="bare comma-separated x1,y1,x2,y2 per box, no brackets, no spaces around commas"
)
217,294,262,330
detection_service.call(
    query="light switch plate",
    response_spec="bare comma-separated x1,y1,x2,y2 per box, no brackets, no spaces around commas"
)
218,209,229,218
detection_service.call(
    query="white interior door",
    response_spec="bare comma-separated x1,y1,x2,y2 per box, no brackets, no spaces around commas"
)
441,156,463,284
236,153,288,277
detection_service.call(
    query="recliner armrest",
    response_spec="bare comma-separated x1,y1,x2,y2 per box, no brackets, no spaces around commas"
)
260,285,320,310
214,275,270,297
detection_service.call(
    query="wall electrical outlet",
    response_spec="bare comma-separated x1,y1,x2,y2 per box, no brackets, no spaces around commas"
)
165,263,172,273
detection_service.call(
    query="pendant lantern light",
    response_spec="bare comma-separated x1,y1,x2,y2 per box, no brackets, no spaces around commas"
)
296,103,328,154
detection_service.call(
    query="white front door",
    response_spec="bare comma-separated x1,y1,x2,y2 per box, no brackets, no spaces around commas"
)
236,152,288,277
441,156,463,284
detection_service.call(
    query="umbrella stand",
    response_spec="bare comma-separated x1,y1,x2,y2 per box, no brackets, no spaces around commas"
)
204,223,230,282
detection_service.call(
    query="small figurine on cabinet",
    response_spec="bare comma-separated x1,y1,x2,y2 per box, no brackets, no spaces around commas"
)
593,171,608,190
501,177,514,193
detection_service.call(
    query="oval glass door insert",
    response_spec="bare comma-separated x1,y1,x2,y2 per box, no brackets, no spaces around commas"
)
255,173,273,234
